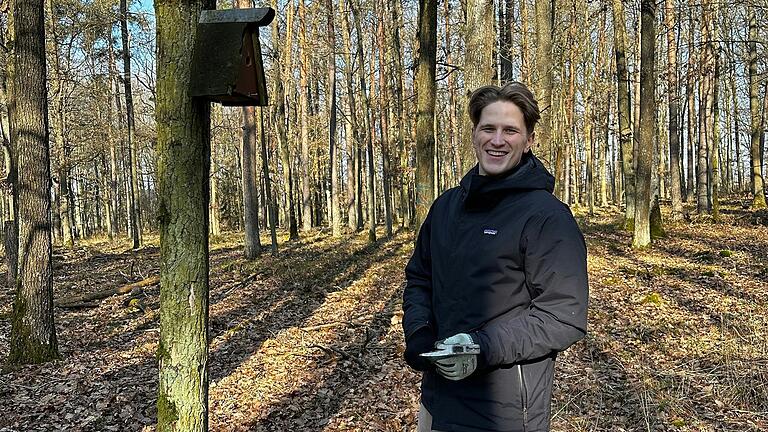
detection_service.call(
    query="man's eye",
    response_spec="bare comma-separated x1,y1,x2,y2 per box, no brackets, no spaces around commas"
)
505,129,517,134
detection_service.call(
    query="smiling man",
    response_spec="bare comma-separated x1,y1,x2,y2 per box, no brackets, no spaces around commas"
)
402,82,589,432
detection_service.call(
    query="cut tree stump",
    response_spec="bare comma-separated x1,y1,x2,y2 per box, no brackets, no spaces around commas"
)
55,276,159,308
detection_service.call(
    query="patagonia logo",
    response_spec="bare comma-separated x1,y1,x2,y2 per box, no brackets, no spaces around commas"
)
483,229,498,235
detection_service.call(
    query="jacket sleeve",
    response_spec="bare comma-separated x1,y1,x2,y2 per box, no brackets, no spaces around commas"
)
402,208,434,340
474,209,589,366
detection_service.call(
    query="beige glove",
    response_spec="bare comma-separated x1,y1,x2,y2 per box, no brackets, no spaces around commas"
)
434,333,478,381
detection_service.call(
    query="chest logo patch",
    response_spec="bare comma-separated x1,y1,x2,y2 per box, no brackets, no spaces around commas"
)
483,229,498,235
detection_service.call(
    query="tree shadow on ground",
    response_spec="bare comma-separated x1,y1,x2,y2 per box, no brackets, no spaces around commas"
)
244,288,411,430
207,232,409,383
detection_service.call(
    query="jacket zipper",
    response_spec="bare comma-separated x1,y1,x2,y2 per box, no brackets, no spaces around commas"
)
518,364,529,432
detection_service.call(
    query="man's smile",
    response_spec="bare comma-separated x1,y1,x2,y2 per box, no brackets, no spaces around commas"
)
486,149,509,157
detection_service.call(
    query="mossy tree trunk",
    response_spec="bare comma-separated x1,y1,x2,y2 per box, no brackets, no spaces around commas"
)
154,0,213,429
8,0,59,365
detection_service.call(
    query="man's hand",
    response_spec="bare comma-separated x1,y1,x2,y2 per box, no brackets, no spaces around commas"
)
404,326,437,371
433,333,478,381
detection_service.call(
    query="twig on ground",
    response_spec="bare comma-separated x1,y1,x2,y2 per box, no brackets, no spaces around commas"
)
310,343,366,367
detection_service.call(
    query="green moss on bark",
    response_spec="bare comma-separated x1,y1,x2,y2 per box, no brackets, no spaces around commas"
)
157,392,179,429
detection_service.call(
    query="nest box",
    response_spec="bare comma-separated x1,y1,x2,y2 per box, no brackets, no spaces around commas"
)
190,8,275,106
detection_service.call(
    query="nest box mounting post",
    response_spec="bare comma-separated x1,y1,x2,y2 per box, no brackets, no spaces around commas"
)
190,7,276,106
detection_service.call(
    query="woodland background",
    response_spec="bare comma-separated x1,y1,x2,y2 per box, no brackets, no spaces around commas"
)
0,0,767,430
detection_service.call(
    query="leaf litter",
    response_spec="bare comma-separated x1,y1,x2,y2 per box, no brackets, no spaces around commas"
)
0,204,766,431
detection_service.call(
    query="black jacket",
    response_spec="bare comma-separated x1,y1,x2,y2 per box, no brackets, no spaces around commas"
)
403,153,589,432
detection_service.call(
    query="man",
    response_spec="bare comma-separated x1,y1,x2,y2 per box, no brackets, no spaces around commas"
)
402,82,589,432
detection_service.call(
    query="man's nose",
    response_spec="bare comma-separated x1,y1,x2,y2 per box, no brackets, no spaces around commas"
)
491,130,504,145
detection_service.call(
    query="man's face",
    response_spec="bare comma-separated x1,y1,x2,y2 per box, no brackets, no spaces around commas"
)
472,101,534,177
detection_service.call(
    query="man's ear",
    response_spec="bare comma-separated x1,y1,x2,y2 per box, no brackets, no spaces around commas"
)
525,131,535,152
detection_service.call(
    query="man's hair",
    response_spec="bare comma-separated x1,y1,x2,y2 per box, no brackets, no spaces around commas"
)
468,82,541,134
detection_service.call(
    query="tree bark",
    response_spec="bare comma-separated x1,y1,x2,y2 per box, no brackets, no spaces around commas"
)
107,41,121,235
709,2,721,221
328,0,340,237
45,0,74,246
273,1,299,240
611,0,635,228
686,6,696,203
415,0,436,232
259,108,278,254
748,7,766,208
350,0,376,242
534,0,554,168
389,0,407,227
8,0,59,364
377,1,392,238
340,4,359,231
665,0,684,220
298,0,312,232
121,0,142,249
154,0,213,428
463,0,494,173
633,0,656,248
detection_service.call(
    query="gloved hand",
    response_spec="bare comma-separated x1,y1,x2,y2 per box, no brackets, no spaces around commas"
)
404,326,437,371
434,333,477,381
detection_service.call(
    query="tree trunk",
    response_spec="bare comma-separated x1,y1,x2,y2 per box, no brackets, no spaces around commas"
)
327,0,340,237
709,3,720,221
209,111,221,236
444,0,460,188
748,7,767,208
298,0,312,232
520,0,531,86
389,0,407,227
696,9,711,215
499,0,514,83
121,0,142,249
273,1,299,240
8,0,59,364
464,0,494,172
415,0,436,231
340,5,359,231
0,21,14,226
350,0,376,242
377,1,392,238
154,0,213,428
611,0,635,228
534,0,554,168
686,6,696,203
633,0,656,248
259,108,278,254
107,41,121,235
45,0,74,246
729,58,741,192
665,0,683,220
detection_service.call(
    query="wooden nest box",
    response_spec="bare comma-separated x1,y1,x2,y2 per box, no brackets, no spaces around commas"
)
191,8,275,106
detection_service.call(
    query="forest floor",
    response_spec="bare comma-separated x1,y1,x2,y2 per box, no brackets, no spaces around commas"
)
0,202,767,432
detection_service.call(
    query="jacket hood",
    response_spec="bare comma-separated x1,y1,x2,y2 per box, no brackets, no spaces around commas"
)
459,152,555,210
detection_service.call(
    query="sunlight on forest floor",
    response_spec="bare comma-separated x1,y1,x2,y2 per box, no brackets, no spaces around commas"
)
0,203,766,431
